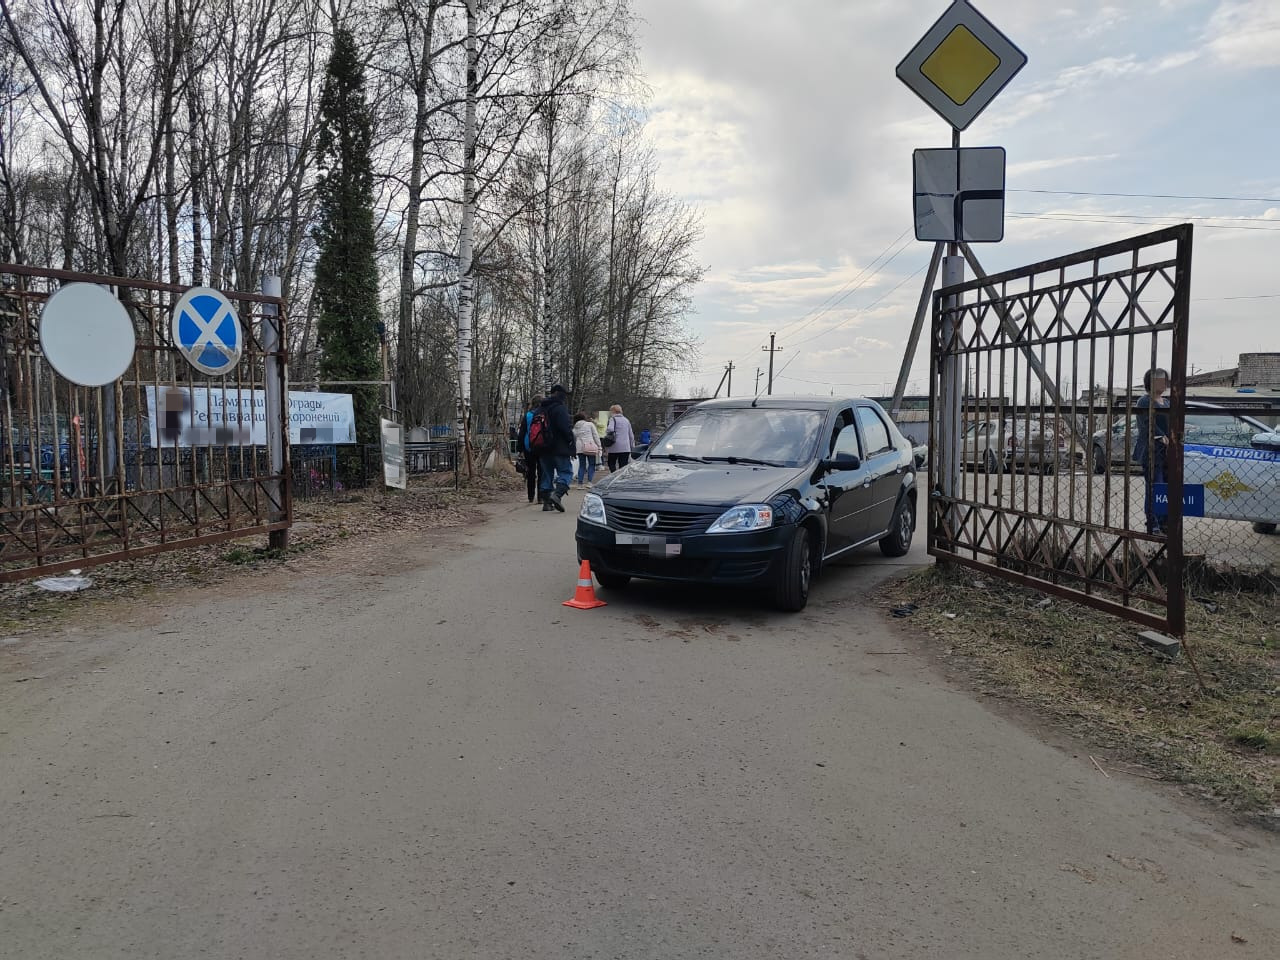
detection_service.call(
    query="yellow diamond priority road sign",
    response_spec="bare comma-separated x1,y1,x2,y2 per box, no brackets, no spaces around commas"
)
897,0,1027,131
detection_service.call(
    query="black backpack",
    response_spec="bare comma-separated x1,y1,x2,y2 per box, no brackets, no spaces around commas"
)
527,409,552,453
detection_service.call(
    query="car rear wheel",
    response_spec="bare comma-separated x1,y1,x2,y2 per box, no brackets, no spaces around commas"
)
983,448,1003,474
1092,445,1107,475
1253,521,1277,535
880,495,914,557
594,569,631,589
773,526,812,612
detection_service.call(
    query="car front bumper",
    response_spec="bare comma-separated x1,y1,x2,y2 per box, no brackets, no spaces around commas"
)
575,520,795,585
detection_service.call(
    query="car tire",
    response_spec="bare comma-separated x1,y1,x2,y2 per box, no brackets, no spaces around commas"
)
983,448,1003,475
773,525,812,612
1092,445,1106,475
594,569,631,589
1253,521,1277,535
880,495,914,558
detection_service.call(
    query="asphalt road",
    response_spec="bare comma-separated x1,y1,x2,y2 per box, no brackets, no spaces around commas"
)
1,492,1276,959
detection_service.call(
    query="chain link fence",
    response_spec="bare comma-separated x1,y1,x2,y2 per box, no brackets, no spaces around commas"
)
957,403,1279,593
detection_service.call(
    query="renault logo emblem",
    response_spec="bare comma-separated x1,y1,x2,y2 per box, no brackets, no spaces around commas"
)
645,512,659,530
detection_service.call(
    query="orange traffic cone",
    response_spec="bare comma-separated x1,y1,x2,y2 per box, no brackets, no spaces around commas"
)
563,560,607,610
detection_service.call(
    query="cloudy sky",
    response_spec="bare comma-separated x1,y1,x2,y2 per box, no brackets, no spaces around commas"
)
629,0,1280,397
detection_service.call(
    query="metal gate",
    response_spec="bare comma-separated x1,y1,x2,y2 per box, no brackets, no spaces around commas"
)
928,226,1192,635
1,263,291,581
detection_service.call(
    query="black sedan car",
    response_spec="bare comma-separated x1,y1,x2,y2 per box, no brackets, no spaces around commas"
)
575,397,917,611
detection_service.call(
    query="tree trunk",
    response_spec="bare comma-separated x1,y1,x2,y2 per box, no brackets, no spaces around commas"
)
540,106,556,392
397,2,439,428
457,0,478,479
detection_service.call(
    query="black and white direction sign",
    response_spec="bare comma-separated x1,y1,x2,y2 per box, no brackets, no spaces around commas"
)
913,146,1005,242
172,286,244,376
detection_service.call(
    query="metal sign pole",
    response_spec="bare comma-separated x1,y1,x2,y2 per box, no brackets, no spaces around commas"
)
262,274,288,549
937,129,965,536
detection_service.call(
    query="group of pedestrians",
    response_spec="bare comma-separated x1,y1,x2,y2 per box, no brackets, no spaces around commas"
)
515,388,636,514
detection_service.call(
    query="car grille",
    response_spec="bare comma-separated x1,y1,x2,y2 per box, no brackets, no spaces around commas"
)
607,505,720,535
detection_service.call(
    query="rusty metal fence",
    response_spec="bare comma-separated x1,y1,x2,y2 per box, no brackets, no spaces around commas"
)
1,263,290,581
929,226,1193,635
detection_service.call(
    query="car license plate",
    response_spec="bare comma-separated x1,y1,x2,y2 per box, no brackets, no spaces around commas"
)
614,533,682,556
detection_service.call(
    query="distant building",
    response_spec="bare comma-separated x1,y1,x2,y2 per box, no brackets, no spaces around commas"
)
1187,352,1280,389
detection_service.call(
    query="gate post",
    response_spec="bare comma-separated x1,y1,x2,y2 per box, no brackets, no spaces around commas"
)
262,274,289,550
938,255,965,544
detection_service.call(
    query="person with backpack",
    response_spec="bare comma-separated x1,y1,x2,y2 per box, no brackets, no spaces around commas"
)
516,399,543,504
530,384,576,511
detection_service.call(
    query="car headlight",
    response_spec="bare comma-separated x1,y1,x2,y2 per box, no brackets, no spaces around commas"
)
579,492,607,526
707,503,774,533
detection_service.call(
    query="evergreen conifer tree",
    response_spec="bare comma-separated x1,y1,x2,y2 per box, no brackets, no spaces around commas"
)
314,26,382,447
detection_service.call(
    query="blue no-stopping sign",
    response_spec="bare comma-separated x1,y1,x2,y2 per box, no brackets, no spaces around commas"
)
172,286,243,376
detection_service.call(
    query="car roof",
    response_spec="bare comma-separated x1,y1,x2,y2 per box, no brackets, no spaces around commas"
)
691,396,871,413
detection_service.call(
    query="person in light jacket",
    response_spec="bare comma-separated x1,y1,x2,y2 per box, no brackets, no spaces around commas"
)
573,412,600,487
605,404,636,472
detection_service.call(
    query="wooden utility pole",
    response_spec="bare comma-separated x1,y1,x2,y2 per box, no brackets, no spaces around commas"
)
762,333,783,395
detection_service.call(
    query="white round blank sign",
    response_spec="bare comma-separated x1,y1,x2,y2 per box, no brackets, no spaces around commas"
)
39,283,137,387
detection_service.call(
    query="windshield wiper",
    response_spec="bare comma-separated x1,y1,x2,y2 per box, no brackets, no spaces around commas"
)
703,456,785,467
652,453,710,463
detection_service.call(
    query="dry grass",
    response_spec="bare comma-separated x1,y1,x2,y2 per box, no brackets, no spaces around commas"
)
884,566,1279,821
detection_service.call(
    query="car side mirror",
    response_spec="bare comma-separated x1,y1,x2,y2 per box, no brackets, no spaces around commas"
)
820,453,860,473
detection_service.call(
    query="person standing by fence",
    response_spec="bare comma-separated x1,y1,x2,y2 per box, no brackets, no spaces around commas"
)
1136,367,1171,535
573,412,600,487
604,404,635,472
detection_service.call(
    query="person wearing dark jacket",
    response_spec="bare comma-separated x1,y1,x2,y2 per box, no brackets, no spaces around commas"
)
516,399,543,503
536,384,576,512
1135,367,1171,534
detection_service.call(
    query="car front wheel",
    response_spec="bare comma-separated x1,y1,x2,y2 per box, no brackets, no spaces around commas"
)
1253,521,1277,535
983,448,1003,474
1092,445,1107,475
773,525,812,612
880,495,914,557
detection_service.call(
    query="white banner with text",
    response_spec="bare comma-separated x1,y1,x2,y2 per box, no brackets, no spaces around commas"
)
144,386,357,447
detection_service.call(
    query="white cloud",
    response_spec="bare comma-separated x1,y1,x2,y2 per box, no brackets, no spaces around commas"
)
1078,5,1131,37
1008,154,1119,176
1206,0,1280,67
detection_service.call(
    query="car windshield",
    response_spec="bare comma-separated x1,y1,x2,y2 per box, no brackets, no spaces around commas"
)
649,407,824,467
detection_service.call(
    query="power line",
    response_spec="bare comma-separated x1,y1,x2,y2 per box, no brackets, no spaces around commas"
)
787,262,929,350
767,229,914,344
1013,211,1280,224
690,229,915,376
1008,213,1280,232
767,261,930,386
1010,189,1280,204
1193,293,1280,301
